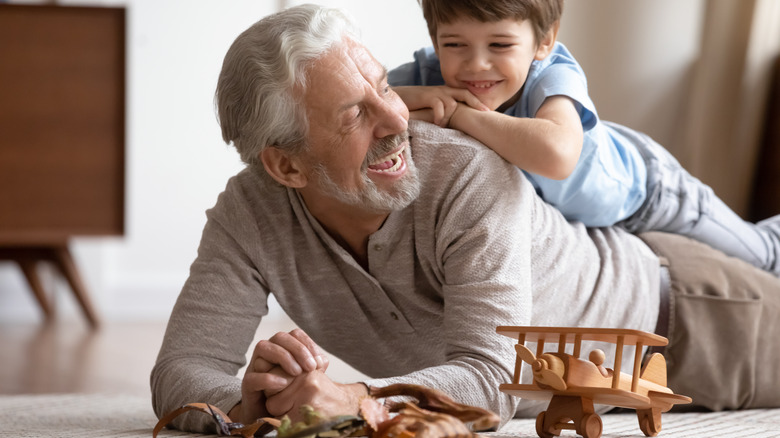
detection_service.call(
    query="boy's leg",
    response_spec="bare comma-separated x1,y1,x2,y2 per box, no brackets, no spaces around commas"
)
638,231,780,410
612,122,780,276
757,214,780,262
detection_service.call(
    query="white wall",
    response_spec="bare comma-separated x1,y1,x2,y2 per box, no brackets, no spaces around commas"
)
0,0,709,324
559,0,705,156
0,0,431,323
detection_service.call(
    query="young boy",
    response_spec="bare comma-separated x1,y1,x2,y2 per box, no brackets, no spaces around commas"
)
389,0,780,276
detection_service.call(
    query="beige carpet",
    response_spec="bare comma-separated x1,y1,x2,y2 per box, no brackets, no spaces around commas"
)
1,394,779,437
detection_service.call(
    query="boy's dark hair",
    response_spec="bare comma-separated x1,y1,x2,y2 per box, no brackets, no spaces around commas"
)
419,0,564,46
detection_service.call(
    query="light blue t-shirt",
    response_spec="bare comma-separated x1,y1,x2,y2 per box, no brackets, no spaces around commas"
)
389,42,647,226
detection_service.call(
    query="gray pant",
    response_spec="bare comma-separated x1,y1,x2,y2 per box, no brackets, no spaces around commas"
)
639,231,780,410
614,122,780,275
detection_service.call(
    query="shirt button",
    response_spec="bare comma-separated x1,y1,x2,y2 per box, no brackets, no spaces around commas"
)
390,312,399,320
374,244,383,251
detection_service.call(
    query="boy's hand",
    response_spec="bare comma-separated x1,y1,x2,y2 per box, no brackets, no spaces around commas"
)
393,85,489,127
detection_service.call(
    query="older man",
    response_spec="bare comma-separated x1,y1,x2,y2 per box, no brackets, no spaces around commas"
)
151,4,780,434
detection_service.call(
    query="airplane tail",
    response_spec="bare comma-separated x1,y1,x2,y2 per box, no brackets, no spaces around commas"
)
640,353,667,386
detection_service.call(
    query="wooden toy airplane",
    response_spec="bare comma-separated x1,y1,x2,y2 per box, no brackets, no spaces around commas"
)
496,326,691,438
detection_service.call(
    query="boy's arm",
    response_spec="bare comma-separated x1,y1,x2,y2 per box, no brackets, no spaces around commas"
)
448,95,583,180
393,85,489,127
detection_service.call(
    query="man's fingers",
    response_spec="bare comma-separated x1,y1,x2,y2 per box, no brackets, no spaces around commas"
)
239,367,292,423
243,368,294,396
265,390,295,418
289,328,330,371
262,367,296,397
272,329,320,373
264,371,310,418
250,329,327,377
251,338,303,376
315,352,329,371
265,371,362,421
252,356,274,373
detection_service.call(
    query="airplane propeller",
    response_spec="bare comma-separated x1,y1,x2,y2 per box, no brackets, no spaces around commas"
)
515,344,567,391
515,343,537,364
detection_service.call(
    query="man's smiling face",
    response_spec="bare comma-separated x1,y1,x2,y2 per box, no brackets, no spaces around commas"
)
299,38,419,213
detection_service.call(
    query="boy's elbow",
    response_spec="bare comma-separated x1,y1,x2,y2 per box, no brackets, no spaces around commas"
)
543,130,582,180
542,149,579,180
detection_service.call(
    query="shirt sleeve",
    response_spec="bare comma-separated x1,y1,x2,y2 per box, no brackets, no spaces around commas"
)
388,60,420,87
388,46,445,87
523,51,598,131
519,44,646,226
150,183,271,433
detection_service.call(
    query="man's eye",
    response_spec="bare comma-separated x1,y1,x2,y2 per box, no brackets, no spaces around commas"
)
350,107,363,121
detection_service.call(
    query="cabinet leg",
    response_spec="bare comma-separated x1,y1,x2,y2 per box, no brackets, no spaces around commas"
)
1,245,100,328
17,258,53,321
51,245,100,328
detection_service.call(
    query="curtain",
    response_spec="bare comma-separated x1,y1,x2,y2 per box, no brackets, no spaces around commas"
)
681,0,780,217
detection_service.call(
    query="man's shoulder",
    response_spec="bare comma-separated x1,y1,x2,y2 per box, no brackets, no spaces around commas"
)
209,166,286,219
405,120,538,247
408,120,502,162
407,120,531,199
222,166,272,197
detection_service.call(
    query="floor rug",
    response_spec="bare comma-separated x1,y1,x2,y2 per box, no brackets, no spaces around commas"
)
1,394,779,437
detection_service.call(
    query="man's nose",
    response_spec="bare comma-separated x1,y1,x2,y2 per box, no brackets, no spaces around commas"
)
373,95,408,139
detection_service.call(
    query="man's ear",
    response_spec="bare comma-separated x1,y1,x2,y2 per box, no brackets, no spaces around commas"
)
534,21,560,61
260,146,308,188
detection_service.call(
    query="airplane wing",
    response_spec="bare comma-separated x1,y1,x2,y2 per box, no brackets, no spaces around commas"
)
500,383,655,409
496,326,668,347
647,390,693,411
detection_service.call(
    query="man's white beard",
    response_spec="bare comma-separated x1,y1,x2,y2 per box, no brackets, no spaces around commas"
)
313,133,420,213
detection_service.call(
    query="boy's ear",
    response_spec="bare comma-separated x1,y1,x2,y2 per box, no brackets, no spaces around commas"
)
260,146,308,188
534,20,560,61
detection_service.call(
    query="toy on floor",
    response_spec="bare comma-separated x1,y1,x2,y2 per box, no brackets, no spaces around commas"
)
152,383,499,438
496,326,691,438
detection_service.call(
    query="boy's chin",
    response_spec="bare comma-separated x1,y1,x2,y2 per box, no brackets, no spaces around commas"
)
474,95,502,112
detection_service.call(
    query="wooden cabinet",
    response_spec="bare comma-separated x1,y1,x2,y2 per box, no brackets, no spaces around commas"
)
0,5,126,327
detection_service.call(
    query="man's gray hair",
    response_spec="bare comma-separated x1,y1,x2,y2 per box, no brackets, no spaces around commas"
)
215,4,360,166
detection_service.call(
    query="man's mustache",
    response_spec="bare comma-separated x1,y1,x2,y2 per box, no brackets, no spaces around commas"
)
363,131,410,169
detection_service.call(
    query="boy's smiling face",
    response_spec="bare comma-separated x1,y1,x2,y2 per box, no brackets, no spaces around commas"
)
435,17,549,111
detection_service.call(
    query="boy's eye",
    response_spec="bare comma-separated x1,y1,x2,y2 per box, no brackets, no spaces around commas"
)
442,42,463,48
490,43,514,49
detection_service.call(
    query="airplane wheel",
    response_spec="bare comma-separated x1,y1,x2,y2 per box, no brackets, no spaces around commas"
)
578,413,602,438
637,408,662,437
535,411,558,438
